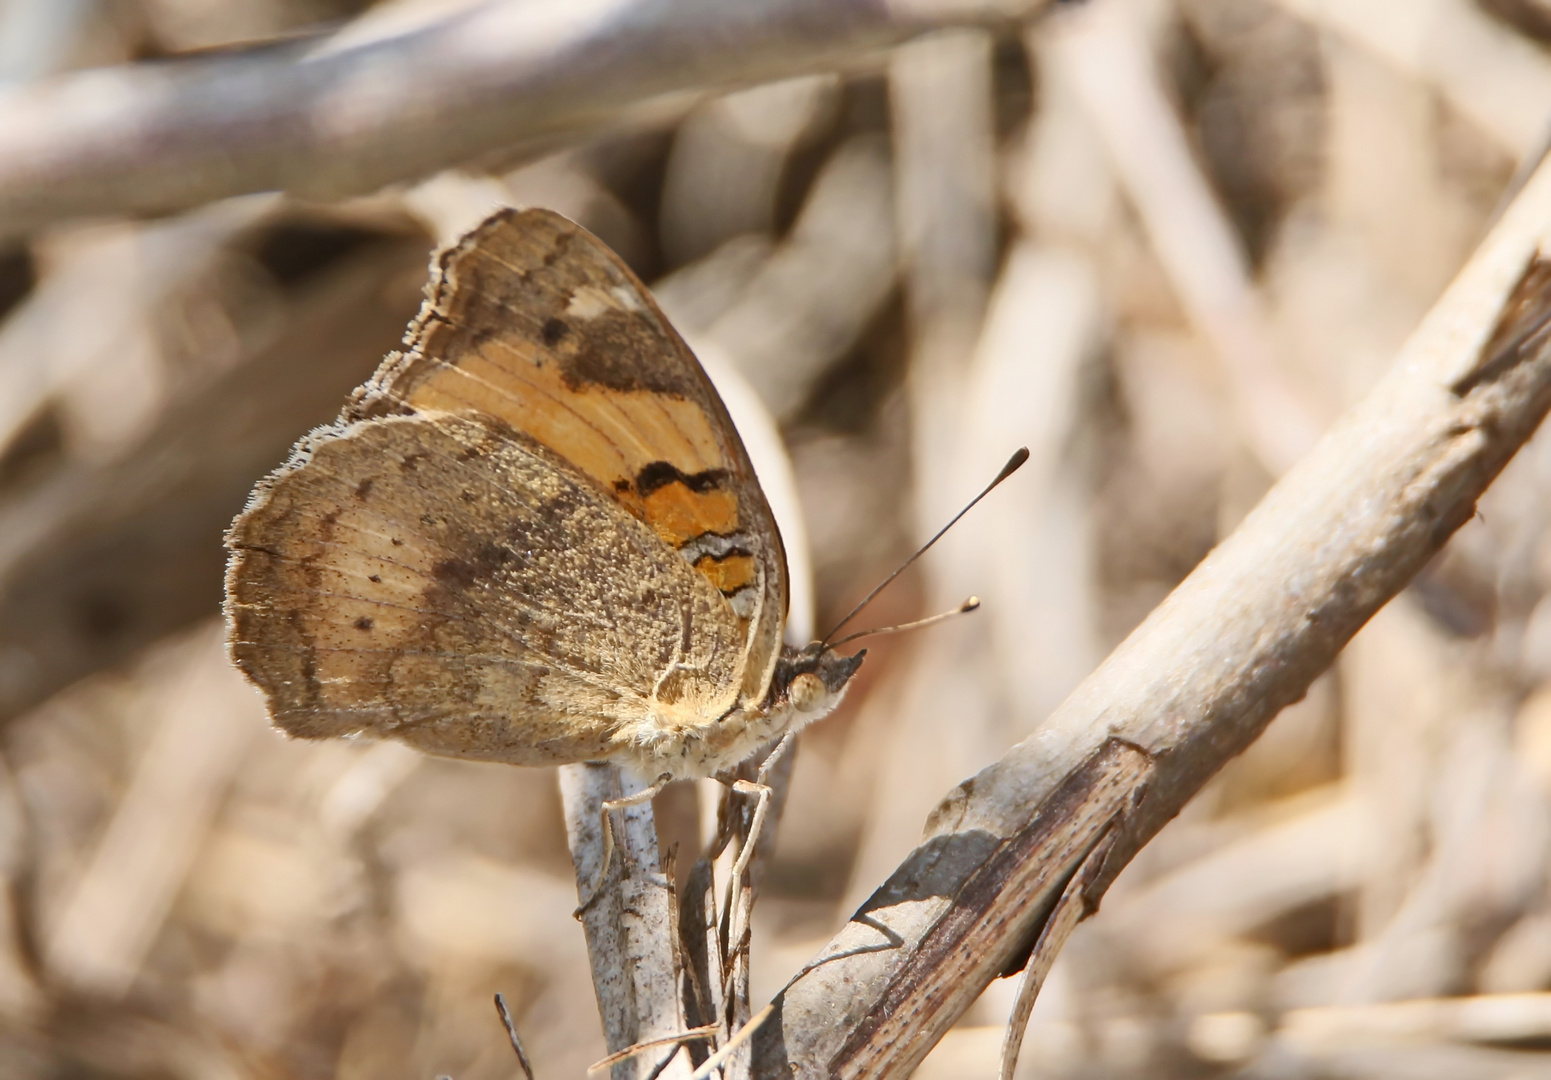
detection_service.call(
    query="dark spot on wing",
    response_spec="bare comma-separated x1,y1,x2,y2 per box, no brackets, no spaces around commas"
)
433,558,477,589
368,574,382,583
541,227,574,269
635,461,729,497
354,477,374,500
432,543,512,591
555,308,701,397
614,478,631,493
355,616,374,631
541,317,569,345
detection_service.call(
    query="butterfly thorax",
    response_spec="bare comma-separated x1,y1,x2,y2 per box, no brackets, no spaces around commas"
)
625,644,865,781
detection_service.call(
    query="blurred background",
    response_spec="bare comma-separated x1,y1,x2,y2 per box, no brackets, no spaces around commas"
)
4,0,1551,1076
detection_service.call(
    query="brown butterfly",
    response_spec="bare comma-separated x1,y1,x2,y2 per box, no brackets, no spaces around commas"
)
223,208,863,786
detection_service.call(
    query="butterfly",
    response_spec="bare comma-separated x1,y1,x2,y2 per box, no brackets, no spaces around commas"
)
223,208,864,785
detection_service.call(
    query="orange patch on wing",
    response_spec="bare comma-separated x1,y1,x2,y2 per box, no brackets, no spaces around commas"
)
404,349,733,528
642,484,739,547
694,553,756,595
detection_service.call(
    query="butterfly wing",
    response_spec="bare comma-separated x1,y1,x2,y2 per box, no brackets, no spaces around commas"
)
226,414,751,765
225,209,788,765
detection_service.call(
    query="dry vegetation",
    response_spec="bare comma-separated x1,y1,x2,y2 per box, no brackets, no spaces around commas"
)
4,0,1551,1077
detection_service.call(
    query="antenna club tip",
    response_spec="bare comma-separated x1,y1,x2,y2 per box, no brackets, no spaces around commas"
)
996,447,1031,483
962,596,981,612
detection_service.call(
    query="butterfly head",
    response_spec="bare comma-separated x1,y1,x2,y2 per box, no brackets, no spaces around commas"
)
770,643,866,718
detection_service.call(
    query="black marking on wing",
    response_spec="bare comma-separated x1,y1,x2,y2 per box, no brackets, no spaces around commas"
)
692,547,754,565
634,461,730,497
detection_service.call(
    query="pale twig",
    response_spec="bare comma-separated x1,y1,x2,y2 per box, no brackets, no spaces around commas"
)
689,1004,775,1080
1099,787,1370,977
576,774,671,915
689,135,898,423
0,0,1061,240
559,764,692,1080
493,993,536,1080
999,827,1116,1080
588,1024,719,1075
704,735,800,1075
751,130,1551,1079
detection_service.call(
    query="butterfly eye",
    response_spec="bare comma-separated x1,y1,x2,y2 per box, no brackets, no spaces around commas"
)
788,672,826,712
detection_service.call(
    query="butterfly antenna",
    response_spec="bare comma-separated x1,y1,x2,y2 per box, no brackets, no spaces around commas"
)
827,596,981,648
821,447,1030,646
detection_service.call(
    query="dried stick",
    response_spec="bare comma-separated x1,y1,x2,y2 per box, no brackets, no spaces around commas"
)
751,125,1551,1078
560,764,692,1080
0,0,1059,240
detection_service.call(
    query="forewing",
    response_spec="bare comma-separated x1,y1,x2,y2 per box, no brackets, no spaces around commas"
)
352,208,786,702
225,415,747,766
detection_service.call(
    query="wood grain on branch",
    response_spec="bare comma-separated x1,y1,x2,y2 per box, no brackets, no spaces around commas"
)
754,140,1551,1078
560,764,693,1080
0,0,1056,240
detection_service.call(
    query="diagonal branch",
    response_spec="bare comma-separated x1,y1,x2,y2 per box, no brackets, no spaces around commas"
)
752,133,1551,1078
0,0,1058,240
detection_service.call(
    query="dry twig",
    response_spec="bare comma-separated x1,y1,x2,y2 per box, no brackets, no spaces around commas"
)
561,763,693,1080
0,0,1060,240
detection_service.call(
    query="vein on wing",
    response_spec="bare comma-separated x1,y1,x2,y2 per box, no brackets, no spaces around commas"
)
263,509,443,564
261,543,607,632
453,341,666,467
260,584,643,699
255,532,443,578
255,585,449,619
639,359,718,470
423,354,636,478
473,245,538,280
305,646,543,663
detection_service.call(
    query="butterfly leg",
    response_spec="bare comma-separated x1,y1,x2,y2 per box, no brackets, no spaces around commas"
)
728,731,796,886
716,734,797,1030
574,772,671,916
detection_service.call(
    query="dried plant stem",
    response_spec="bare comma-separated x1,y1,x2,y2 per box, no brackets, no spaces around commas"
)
0,0,1060,240
560,763,692,1080
752,125,1551,1079
997,826,1115,1080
